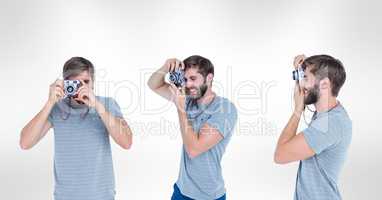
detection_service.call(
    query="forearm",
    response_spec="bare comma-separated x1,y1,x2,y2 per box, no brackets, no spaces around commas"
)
95,101,132,149
177,109,199,153
277,111,302,147
148,66,167,90
20,101,54,149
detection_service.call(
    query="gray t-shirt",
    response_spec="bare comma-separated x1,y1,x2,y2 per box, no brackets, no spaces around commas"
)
48,96,123,200
295,103,352,200
176,96,238,200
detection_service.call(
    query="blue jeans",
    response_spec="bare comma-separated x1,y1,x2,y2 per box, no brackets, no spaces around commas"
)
171,184,226,200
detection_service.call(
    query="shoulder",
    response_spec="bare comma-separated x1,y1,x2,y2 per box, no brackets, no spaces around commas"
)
310,104,351,137
96,96,118,105
332,104,352,136
212,96,237,116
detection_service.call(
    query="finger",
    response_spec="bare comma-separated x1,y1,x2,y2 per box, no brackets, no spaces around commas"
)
59,89,65,98
79,79,86,86
57,91,65,99
175,60,180,70
166,59,173,71
170,61,175,72
57,79,64,87
180,61,185,70
55,87,64,95
55,85,63,92
169,83,177,92
76,85,87,95
55,88,64,99
74,90,87,102
53,79,64,89
168,59,173,72
169,83,180,95
180,86,186,95
294,82,301,93
74,97,85,104
78,89,89,99
54,78,60,85
298,56,305,65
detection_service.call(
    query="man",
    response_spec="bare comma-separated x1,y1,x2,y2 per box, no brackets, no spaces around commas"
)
20,57,133,200
274,54,352,200
148,55,237,200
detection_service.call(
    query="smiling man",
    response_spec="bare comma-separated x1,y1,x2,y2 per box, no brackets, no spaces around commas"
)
148,55,237,200
20,57,133,200
274,55,352,200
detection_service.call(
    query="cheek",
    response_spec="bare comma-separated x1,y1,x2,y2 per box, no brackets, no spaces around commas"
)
302,78,314,89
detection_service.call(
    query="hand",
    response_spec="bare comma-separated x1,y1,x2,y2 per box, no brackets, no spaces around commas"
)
169,84,186,112
48,79,64,104
161,58,185,73
293,82,305,115
293,54,306,69
73,80,97,107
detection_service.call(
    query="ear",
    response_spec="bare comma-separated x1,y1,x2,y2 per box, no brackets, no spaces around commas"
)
206,73,214,83
319,77,330,90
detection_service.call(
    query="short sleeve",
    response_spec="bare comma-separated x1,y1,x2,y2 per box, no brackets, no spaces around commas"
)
303,114,343,154
205,100,237,138
105,97,124,119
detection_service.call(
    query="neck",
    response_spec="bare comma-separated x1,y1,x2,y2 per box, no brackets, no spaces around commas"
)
197,88,215,105
314,95,338,113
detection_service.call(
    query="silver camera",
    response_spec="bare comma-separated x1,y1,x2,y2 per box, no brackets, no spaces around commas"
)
292,67,305,81
169,68,185,87
64,80,82,98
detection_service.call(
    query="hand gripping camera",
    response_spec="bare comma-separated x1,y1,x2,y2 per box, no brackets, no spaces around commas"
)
64,80,82,98
292,67,305,81
169,68,185,88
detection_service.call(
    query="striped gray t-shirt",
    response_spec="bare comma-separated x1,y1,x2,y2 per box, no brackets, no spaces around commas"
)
176,96,238,200
295,103,352,200
48,96,123,200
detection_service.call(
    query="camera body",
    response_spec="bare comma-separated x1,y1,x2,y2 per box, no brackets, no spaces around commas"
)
292,67,305,81
169,69,185,87
64,80,82,98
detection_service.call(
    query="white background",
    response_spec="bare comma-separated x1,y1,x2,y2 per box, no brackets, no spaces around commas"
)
1,0,381,199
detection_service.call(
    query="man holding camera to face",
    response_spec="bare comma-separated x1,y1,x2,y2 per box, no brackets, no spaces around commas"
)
274,55,352,200
148,55,237,200
20,57,133,200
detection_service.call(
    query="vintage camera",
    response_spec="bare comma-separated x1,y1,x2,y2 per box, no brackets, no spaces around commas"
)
292,67,305,81
64,80,82,98
169,68,185,87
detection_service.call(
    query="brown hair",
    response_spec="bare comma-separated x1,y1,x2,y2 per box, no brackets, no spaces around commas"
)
302,55,346,97
183,55,214,78
63,57,95,80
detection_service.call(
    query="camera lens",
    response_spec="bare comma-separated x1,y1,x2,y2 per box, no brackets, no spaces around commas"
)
67,86,74,93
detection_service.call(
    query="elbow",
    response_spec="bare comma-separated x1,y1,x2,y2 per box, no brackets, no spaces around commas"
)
19,137,32,150
19,129,32,150
120,142,132,150
274,150,287,165
119,136,132,150
187,150,200,159
185,146,201,159
147,80,156,91
273,154,284,164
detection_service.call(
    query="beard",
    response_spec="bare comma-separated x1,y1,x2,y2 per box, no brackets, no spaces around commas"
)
304,84,320,105
186,83,208,100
